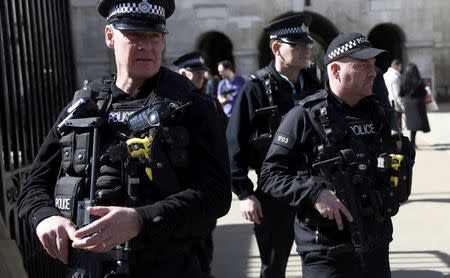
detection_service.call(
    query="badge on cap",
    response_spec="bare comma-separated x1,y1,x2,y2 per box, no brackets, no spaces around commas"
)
138,0,151,12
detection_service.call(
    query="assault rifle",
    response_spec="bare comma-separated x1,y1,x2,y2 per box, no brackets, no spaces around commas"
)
312,148,369,268
58,96,130,277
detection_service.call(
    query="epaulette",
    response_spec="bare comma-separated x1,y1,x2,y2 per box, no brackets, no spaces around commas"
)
86,75,115,100
71,75,115,115
299,89,327,108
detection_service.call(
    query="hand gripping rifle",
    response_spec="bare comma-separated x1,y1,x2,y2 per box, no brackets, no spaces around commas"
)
312,148,369,269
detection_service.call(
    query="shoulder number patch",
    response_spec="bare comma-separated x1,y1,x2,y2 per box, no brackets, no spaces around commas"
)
273,132,295,149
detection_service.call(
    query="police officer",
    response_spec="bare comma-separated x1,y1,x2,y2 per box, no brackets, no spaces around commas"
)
260,33,415,277
17,0,231,277
173,51,226,277
173,51,209,91
226,14,321,278
173,51,225,120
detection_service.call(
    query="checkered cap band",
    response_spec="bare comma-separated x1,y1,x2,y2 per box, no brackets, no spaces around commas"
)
327,36,370,61
269,24,309,39
108,2,165,21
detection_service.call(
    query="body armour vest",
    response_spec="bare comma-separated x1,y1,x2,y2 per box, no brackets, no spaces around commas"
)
54,76,191,221
294,90,415,254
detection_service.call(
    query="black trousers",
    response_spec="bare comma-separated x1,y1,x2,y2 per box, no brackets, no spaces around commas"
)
132,252,206,278
196,220,217,278
254,191,296,278
300,244,391,278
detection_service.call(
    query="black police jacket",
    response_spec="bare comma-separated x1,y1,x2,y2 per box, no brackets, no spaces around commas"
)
226,60,321,199
18,67,231,260
260,87,395,253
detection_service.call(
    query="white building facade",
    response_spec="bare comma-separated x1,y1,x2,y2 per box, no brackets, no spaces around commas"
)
71,0,450,98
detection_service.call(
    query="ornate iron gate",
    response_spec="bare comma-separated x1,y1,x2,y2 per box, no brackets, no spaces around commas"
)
1,0,76,276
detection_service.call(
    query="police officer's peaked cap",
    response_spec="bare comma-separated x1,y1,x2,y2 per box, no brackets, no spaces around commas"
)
97,0,175,33
324,32,388,65
173,52,209,72
263,14,314,44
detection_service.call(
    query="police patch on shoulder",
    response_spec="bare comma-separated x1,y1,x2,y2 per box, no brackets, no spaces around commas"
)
273,131,295,149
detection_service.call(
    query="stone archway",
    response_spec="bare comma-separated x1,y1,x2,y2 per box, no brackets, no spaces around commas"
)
257,11,339,73
368,23,406,72
196,31,234,75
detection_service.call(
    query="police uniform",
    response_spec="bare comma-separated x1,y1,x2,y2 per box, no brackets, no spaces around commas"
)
18,1,231,277
226,14,321,278
260,33,414,277
173,51,226,277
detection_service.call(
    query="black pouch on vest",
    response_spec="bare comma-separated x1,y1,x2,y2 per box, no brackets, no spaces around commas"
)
73,132,91,175
54,176,84,221
380,187,400,217
248,133,272,169
168,149,189,169
159,126,189,147
60,133,75,174
161,126,190,169
398,135,415,203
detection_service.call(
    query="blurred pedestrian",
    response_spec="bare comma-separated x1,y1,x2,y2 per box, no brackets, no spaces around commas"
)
400,63,430,149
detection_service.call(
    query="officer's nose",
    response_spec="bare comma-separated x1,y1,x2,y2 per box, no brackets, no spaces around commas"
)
136,35,155,50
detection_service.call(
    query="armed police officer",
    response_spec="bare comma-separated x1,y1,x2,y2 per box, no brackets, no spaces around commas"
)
17,0,231,277
260,33,415,277
226,14,321,278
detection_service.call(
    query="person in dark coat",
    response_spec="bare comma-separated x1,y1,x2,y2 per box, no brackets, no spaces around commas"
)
399,63,430,148
17,1,231,276
226,14,321,278
260,32,415,278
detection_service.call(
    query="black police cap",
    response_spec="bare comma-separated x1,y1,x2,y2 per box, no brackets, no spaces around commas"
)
263,14,313,44
324,32,388,65
97,0,175,33
173,52,209,72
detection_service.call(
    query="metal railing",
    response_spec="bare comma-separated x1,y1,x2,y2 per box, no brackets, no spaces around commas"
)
1,0,76,276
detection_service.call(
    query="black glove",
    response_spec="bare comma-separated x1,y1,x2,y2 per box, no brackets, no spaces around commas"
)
95,155,123,205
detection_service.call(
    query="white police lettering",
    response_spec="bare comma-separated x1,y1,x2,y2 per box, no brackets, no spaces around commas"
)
108,111,133,123
55,197,71,210
350,123,375,136
277,135,289,144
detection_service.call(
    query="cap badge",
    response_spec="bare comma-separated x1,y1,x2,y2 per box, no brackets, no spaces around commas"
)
138,0,151,13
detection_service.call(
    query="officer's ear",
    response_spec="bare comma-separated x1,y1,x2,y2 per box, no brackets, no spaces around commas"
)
105,25,114,49
329,62,341,81
271,40,281,56
178,68,187,76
